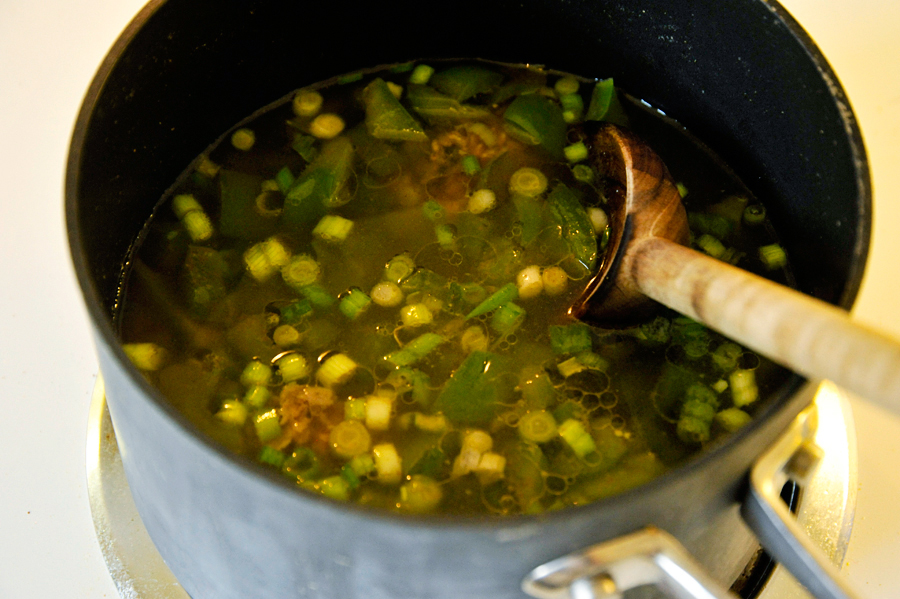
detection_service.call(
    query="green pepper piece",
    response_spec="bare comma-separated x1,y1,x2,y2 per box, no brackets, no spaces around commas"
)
585,78,629,127
434,351,508,426
503,94,566,160
429,65,504,102
547,183,598,269
282,136,355,229
362,78,428,142
406,84,492,122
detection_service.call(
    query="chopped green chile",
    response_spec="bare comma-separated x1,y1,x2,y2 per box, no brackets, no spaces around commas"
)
119,60,794,516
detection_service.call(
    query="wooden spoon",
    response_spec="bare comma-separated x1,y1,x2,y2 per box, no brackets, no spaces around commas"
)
571,123,900,413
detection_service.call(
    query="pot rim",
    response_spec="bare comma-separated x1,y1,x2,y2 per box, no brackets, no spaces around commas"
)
65,0,872,531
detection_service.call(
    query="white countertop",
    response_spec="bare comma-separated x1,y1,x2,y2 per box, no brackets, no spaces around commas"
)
0,1,898,597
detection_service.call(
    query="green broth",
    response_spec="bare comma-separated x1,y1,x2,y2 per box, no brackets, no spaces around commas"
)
119,60,790,515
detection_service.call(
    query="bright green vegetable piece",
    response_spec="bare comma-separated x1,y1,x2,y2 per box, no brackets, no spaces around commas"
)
549,323,593,355
547,183,598,269
429,65,504,102
362,78,428,142
491,302,526,334
254,409,281,443
282,136,355,228
386,332,445,367
259,446,286,468
466,282,518,319
433,351,507,426
503,94,567,159
585,78,629,126
406,84,492,122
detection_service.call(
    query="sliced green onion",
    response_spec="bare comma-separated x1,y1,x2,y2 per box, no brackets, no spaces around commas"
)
434,223,457,248
409,64,435,85
318,476,351,500
571,164,594,184
317,353,358,387
399,475,444,512
372,442,403,484
541,266,568,296
313,214,354,242
240,359,273,387
384,253,416,283
244,385,271,409
696,233,726,259
282,254,321,289
401,303,434,327
716,407,753,432
677,416,710,444
231,128,255,151
309,113,345,139
558,418,597,459
293,89,323,117
730,369,759,407
122,342,168,371
474,451,507,485
676,182,689,199
759,243,787,270
743,204,767,226
344,397,366,420
339,288,371,320
370,281,404,308
386,332,445,367
214,400,248,426
254,409,281,443
282,447,320,481
172,194,213,242
467,189,496,214
330,420,372,458
564,141,589,163
508,167,548,198
365,395,394,431
518,410,558,443
276,353,310,382
259,446,286,468
560,93,585,123
516,265,543,300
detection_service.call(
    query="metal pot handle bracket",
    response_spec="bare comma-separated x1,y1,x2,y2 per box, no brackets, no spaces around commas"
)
522,382,862,599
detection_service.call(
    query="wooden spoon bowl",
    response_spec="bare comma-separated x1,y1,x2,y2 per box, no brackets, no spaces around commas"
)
572,124,900,413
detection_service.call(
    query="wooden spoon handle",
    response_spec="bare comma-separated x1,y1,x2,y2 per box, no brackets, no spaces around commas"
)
631,236,900,411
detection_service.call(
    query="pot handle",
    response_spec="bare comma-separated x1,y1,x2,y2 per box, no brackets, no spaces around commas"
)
522,383,863,599
521,526,737,599
740,393,861,599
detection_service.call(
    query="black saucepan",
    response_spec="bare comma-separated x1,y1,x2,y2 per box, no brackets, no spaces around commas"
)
66,1,870,598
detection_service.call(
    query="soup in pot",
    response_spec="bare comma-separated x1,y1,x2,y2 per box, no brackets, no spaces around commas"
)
118,60,792,515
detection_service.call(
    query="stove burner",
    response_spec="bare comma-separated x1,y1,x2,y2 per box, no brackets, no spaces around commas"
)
86,379,857,599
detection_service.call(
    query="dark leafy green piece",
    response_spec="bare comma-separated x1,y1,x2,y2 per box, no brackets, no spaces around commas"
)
547,183,598,269
429,65,504,102
503,94,566,159
434,351,508,426
362,78,428,142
